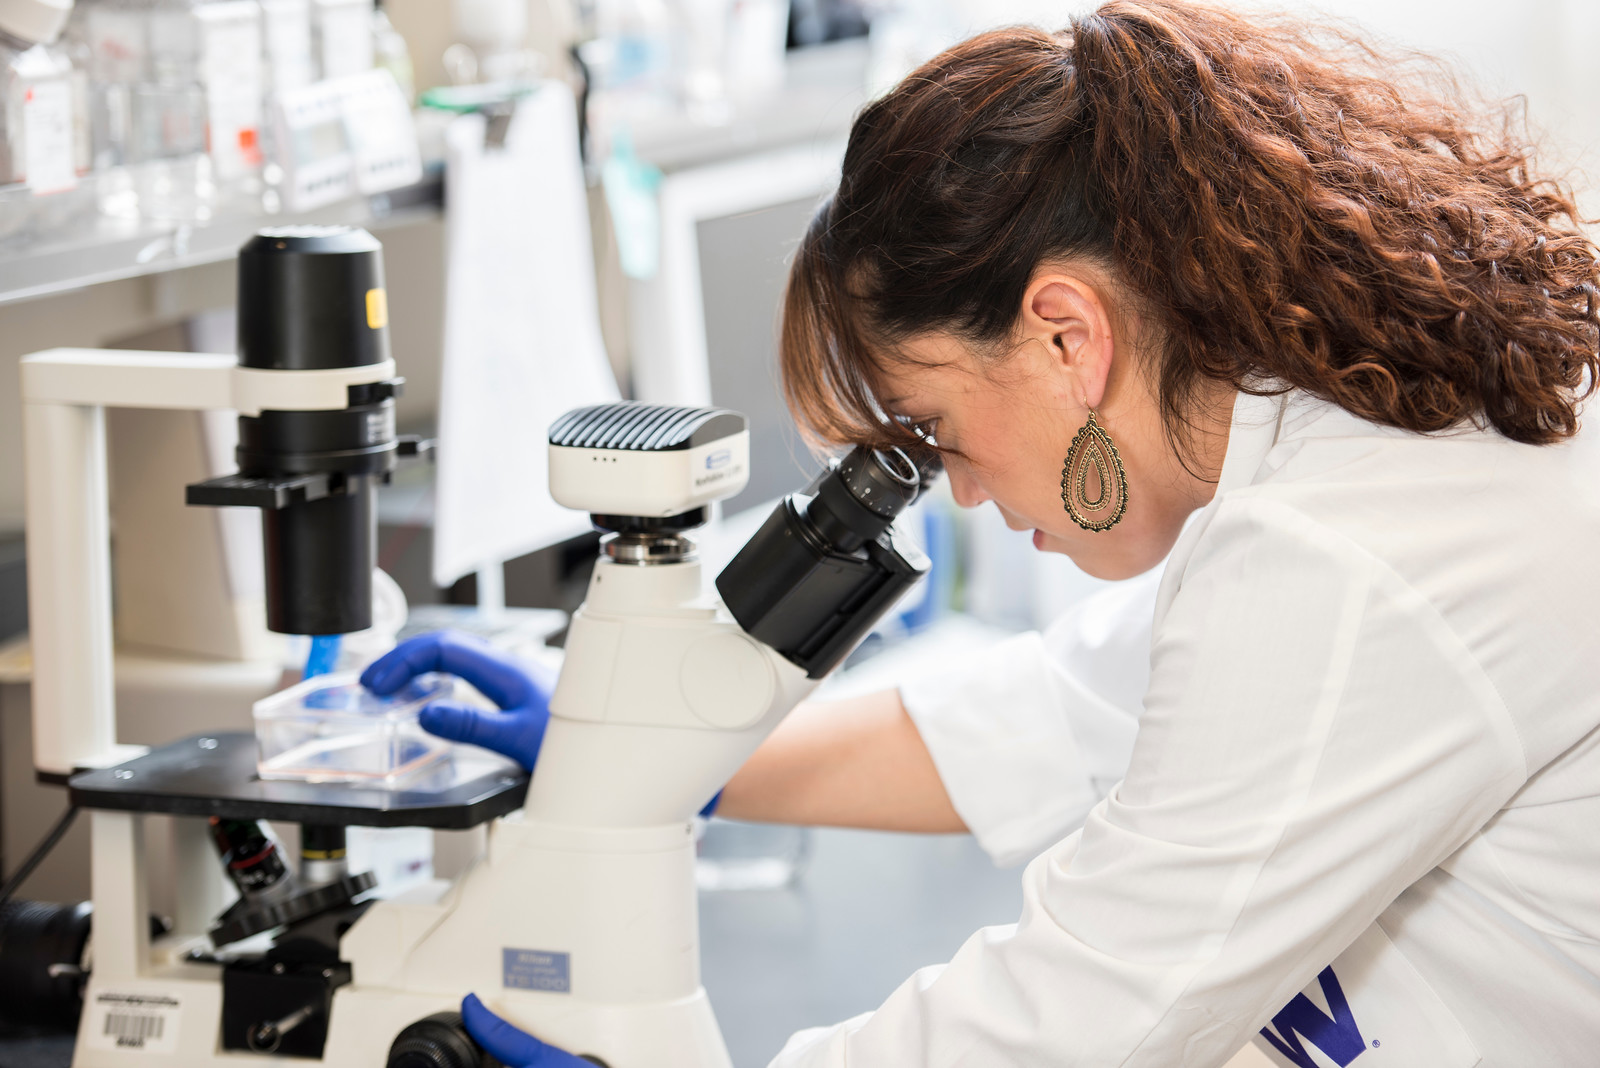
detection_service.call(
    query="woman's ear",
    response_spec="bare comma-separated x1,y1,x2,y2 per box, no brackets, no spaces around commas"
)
1020,271,1116,409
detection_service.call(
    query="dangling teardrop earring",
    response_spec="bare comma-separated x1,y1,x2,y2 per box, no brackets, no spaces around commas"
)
1061,410,1128,532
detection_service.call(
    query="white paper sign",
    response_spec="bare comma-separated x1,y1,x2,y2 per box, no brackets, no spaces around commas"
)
433,83,621,587
270,69,420,211
339,69,422,194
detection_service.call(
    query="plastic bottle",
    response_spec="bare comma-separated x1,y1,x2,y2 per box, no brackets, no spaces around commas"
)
65,0,147,217
68,0,138,170
129,0,208,219
310,0,370,82
260,0,312,97
0,0,90,242
257,0,311,207
138,0,264,216
591,0,673,102
370,0,409,102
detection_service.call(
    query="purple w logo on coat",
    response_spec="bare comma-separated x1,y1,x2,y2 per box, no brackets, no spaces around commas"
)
1260,966,1367,1068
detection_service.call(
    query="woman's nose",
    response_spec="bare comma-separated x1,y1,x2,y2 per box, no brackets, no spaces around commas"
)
946,461,990,508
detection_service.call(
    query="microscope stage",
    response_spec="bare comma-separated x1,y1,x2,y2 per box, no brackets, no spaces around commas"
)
67,732,528,828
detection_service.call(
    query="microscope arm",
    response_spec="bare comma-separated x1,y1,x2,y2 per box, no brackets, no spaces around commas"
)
530,559,819,828
531,482,930,830
19,347,395,777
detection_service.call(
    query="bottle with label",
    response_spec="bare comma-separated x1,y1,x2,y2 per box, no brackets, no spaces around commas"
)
0,0,91,243
69,0,146,171
258,0,310,208
260,0,311,96
311,0,370,82
129,0,207,219
138,0,264,217
66,0,149,218
370,0,410,103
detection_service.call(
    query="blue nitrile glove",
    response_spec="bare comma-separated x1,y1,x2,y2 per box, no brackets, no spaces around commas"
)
461,993,591,1067
360,631,554,772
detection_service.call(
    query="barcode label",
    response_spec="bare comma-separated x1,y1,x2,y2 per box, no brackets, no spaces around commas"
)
105,1012,163,1042
87,991,180,1054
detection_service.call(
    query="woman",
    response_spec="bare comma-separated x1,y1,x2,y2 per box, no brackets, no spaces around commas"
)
369,1,1600,1063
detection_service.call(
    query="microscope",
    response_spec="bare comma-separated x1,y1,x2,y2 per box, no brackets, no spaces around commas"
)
17,227,930,1066
314,406,929,1066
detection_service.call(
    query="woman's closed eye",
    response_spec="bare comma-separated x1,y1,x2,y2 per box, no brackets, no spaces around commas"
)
894,413,942,448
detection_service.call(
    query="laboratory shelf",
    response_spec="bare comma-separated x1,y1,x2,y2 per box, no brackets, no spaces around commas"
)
0,174,442,308
596,38,869,175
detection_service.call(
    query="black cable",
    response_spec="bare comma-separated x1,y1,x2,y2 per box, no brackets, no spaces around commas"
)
0,806,79,912
569,41,593,170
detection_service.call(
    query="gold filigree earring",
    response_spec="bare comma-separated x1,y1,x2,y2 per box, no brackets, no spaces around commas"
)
1060,410,1128,532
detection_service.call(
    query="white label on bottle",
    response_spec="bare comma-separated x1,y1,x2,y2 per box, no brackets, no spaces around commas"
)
262,0,316,93
199,7,265,179
317,2,374,80
85,991,181,1055
22,79,77,194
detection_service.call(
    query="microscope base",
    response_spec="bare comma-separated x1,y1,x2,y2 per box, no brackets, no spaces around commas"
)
68,820,733,1068
71,981,726,1068
329,813,734,1066
322,986,731,1068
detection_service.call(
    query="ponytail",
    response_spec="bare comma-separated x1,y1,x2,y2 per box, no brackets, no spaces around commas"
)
782,0,1600,452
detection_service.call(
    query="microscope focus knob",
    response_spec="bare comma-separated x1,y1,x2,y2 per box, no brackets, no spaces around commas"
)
386,1012,489,1068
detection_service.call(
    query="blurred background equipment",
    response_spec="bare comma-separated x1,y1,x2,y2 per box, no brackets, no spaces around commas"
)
430,78,619,612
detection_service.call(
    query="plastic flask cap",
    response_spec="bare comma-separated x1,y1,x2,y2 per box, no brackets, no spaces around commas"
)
0,0,73,45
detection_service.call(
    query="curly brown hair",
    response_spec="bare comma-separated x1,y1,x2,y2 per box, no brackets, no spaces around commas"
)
781,0,1600,456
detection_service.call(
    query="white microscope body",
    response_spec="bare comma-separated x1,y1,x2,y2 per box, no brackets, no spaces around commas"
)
324,404,929,1067
327,409,814,1067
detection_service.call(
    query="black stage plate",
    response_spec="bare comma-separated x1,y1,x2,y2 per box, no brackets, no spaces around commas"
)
68,732,528,829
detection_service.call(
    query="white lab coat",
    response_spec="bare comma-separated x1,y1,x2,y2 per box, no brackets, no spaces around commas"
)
770,389,1600,1068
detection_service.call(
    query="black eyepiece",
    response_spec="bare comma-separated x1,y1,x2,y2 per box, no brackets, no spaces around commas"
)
803,446,919,553
839,448,920,517
716,444,930,679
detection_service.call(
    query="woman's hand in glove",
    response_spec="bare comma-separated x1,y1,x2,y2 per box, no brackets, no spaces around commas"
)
461,993,594,1067
360,631,555,772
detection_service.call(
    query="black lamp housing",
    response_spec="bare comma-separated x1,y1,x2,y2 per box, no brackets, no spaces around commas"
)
187,226,404,637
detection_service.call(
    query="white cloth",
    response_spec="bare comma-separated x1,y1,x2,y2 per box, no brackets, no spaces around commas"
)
770,390,1600,1068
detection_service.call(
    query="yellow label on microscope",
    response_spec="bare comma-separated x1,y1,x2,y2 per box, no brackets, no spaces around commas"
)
366,288,389,330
